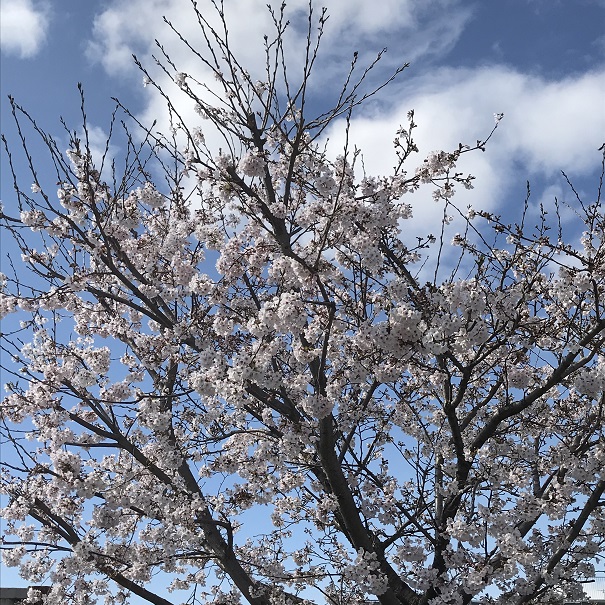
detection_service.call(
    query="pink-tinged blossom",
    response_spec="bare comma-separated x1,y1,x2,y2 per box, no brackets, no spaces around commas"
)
135,182,165,208
239,150,266,177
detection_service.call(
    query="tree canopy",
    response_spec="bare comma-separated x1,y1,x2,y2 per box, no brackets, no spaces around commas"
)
1,2,604,604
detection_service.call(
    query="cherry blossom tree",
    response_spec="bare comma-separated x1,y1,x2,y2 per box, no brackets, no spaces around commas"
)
1,2,604,604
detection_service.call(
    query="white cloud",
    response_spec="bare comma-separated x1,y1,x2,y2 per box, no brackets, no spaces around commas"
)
84,0,605,242
86,0,473,78
0,0,49,58
85,0,475,158
86,0,179,75
87,0,280,76
322,65,605,232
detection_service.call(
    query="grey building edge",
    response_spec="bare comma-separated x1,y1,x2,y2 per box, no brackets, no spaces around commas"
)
0,587,49,605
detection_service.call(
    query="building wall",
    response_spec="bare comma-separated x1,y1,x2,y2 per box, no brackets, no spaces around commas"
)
0,587,49,605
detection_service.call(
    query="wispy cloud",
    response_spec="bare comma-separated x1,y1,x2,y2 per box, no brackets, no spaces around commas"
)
85,0,474,77
0,0,50,59
321,65,605,233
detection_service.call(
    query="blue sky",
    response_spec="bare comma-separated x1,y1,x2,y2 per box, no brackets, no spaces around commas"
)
1,0,605,599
